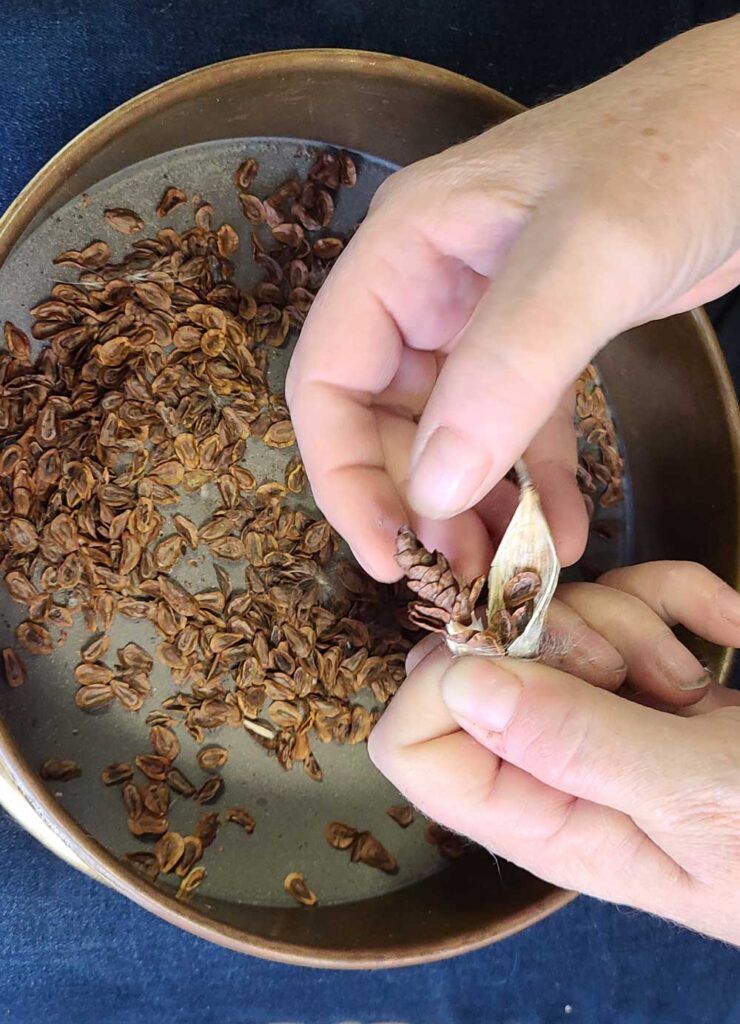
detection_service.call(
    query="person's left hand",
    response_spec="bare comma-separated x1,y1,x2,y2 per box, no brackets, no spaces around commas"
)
369,561,740,944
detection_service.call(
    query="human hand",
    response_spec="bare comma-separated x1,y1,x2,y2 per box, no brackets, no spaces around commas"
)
288,17,740,582
369,561,740,945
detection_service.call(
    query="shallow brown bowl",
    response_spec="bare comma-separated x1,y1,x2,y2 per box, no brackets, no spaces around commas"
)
0,49,739,968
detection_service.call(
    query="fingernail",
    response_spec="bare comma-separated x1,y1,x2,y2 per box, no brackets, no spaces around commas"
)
718,585,740,626
409,427,492,519
654,633,709,691
441,658,522,731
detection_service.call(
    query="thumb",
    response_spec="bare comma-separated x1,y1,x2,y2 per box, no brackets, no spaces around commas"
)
407,199,647,520
439,653,689,818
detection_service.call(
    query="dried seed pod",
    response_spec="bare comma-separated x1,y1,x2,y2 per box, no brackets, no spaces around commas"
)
284,872,317,907
225,807,256,834
40,758,81,782
2,648,27,688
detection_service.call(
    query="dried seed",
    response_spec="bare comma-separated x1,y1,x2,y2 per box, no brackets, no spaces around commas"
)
150,725,180,760
143,781,170,817
351,831,398,874
167,767,196,797
425,822,467,859
156,186,187,217
386,805,415,828
129,812,169,837
195,811,220,848
326,821,357,850
74,663,114,685
104,208,144,235
284,872,317,906
122,781,143,818
175,835,203,876
123,852,159,882
118,643,153,671
2,648,27,688
196,745,229,771
4,321,31,360
176,866,206,900
194,775,223,804
101,762,133,786
234,157,259,191
135,754,171,781
154,831,185,873
502,570,542,610
75,684,114,711
263,420,295,448
285,457,306,494
40,758,81,782
154,535,185,571
225,807,256,834
173,515,199,548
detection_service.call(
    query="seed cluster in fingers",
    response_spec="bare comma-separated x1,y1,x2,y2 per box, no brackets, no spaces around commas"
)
394,526,542,654
575,366,624,516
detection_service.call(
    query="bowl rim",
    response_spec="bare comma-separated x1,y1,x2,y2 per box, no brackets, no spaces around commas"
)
0,46,737,968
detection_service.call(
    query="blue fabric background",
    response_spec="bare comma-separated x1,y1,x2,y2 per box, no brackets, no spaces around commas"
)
2,2,740,1022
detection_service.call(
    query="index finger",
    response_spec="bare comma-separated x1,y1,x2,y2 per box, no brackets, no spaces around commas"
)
286,213,485,579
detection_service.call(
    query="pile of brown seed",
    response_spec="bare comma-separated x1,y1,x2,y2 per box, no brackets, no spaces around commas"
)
0,150,412,766
0,149,419,899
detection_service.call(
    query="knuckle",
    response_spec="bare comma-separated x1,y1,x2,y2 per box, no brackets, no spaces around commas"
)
366,720,392,774
505,696,596,790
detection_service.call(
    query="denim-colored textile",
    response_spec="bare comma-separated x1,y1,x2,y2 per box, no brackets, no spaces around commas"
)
1,2,740,1022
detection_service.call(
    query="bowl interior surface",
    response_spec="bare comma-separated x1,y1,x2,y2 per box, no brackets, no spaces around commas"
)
0,50,737,967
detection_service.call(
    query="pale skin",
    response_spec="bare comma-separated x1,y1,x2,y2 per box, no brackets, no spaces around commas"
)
287,17,740,942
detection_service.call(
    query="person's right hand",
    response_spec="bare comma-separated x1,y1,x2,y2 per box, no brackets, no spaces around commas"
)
288,16,740,583
369,561,740,945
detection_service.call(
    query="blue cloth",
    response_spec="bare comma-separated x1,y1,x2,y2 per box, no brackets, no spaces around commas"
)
2,3,740,1023
2,811,739,1024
